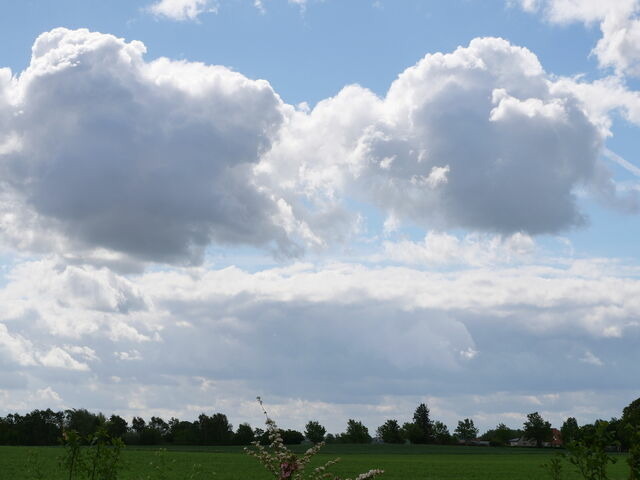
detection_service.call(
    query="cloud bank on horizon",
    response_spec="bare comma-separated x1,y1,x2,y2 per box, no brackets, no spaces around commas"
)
1,0,640,432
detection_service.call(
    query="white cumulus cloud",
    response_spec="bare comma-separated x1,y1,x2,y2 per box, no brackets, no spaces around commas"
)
0,28,300,265
514,0,640,77
260,37,611,236
0,30,636,267
148,0,218,21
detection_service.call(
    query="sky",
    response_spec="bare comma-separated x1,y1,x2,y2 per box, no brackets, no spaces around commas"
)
0,0,640,435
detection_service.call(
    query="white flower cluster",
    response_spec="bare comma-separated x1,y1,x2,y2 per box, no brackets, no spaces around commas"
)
245,397,384,480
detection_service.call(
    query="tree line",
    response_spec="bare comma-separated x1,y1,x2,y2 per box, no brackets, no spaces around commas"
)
1,396,638,449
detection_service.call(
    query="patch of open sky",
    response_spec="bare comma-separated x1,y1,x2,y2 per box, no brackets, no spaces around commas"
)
0,0,605,106
566,195,640,266
0,255,16,288
606,115,640,174
0,252,37,287
202,244,282,272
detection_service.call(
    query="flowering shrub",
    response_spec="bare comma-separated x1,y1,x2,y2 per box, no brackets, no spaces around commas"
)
245,397,384,480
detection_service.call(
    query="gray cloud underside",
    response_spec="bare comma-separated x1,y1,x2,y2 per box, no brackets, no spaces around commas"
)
0,29,636,264
0,259,639,431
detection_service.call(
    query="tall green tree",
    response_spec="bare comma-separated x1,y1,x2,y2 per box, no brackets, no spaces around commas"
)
454,418,479,443
234,423,255,445
304,420,326,444
412,403,434,443
198,413,233,445
19,409,63,445
622,397,640,449
376,419,404,444
168,418,199,445
131,416,146,434
523,412,552,448
561,417,580,445
433,421,452,444
280,429,305,445
65,409,104,439
401,422,424,444
344,419,371,443
105,415,128,439
623,398,640,427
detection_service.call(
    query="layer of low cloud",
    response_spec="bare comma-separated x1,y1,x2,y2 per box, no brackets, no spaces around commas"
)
381,231,535,267
0,257,639,430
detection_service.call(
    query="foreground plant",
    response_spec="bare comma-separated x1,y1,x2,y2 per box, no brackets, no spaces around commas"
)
246,397,384,480
542,455,563,480
628,428,640,480
61,428,124,480
25,449,46,480
564,423,616,480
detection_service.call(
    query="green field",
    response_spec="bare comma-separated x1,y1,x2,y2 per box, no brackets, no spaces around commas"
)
0,444,631,480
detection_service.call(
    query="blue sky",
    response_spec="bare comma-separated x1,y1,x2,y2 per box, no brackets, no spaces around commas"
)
0,0,640,434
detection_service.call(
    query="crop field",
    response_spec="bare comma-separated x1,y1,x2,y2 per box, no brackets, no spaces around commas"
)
0,444,631,480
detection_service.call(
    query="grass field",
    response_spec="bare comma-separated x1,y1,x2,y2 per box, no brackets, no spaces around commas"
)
0,444,631,480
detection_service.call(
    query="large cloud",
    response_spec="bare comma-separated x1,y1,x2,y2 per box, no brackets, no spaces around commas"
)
260,37,608,235
0,29,632,266
0,28,301,265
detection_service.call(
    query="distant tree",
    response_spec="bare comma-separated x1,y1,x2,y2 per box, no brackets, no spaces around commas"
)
304,420,326,444
454,419,479,443
234,423,255,445
561,417,580,445
65,409,104,438
480,423,521,446
281,429,305,445
149,416,169,438
198,413,233,445
106,415,128,439
603,417,626,448
169,419,199,445
623,398,640,427
134,416,168,445
19,409,63,445
324,433,336,444
401,422,424,444
621,397,640,449
0,416,15,445
131,416,146,434
344,419,371,444
413,403,434,443
523,412,552,448
376,419,404,444
433,421,452,445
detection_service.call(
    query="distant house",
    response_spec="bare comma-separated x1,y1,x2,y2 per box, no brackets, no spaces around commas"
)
509,437,536,447
548,428,563,447
469,440,490,447
456,438,490,447
509,428,562,448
